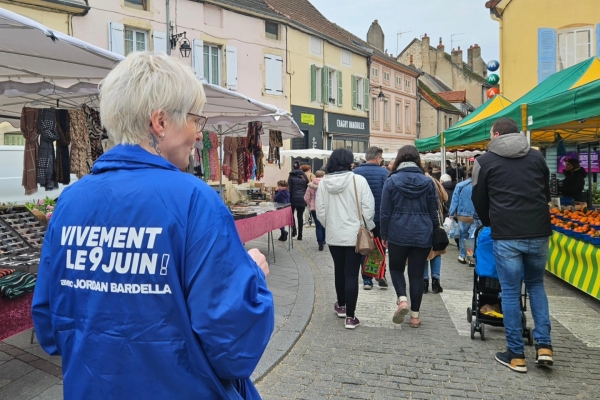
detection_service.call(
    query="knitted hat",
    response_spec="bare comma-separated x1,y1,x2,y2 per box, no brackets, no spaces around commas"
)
440,174,452,183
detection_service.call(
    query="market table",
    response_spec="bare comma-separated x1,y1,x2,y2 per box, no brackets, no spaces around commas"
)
547,231,600,300
234,206,293,262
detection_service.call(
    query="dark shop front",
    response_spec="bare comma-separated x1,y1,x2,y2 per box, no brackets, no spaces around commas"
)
326,112,370,155
291,105,325,169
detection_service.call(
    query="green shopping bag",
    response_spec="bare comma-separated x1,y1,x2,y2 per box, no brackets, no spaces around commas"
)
361,237,386,279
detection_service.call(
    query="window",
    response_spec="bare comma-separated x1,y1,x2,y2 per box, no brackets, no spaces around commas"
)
328,69,335,103
203,45,220,85
352,76,365,110
125,0,147,10
449,117,454,128
124,28,148,55
310,36,323,55
371,67,378,78
265,21,279,40
395,102,401,128
371,98,378,123
557,28,592,70
4,133,25,146
333,139,365,153
396,75,402,86
342,50,352,66
444,115,448,130
383,99,389,125
405,79,412,90
265,54,283,95
405,103,411,130
311,66,322,103
384,71,390,81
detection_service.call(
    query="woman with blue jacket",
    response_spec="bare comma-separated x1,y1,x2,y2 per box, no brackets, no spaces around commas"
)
449,168,480,265
381,146,439,328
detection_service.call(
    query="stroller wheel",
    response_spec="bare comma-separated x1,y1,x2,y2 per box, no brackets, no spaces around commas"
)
480,323,485,340
522,313,527,329
470,320,476,340
467,307,472,323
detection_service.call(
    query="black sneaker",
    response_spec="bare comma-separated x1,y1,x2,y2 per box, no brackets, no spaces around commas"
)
495,349,527,373
535,344,554,366
318,244,324,251
376,278,388,289
458,256,467,264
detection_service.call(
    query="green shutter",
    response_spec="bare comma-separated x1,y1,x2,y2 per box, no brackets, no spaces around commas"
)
364,78,370,111
310,65,317,102
337,70,343,106
351,76,357,109
322,66,329,104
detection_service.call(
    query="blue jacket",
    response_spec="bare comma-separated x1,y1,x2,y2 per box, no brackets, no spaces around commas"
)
449,178,476,218
274,189,290,204
353,163,388,223
32,144,274,400
380,164,439,248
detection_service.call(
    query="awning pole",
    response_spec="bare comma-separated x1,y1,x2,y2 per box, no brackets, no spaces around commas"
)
588,143,593,207
218,125,224,202
440,132,446,176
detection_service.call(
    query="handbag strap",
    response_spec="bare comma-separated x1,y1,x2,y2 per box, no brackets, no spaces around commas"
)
353,176,365,227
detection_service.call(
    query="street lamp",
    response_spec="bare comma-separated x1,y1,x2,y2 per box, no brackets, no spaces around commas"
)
170,31,191,58
378,87,385,102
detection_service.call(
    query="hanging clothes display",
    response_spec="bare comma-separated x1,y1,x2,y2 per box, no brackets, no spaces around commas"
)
36,108,59,191
230,137,240,182
20,107,39,195
208,133,221,182
194,139,203,178
82,104,105,162
222,136,233,178
268,130,283,168
246,122,265,181
69,109,92,178
55,109,71,185
237,137,247,184
201,133,212,182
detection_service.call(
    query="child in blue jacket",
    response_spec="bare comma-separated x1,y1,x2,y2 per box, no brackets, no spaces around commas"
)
274,180,291,241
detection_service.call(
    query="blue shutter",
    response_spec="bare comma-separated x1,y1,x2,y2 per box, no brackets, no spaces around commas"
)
538,28,556,83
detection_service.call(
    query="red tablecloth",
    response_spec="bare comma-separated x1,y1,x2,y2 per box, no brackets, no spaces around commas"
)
0,293,33,341
234,207,293,244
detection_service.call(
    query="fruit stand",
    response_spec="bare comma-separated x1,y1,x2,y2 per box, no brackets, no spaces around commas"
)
548,207,600,300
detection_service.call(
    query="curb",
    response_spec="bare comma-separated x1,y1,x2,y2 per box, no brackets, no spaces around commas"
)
251,242,315,383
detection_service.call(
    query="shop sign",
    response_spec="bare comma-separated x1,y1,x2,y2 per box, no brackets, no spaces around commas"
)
335,119,365,130
327,113,369,135
557,152,600,173
300,113,315,126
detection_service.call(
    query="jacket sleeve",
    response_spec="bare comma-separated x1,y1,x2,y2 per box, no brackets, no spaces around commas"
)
448,183,461,216
31,225,60,356
360,178,376,231
303,187,311,206
316,184,327,228
471,160,491,226
428,181,439,229
380,180,392,240
185,190,274,380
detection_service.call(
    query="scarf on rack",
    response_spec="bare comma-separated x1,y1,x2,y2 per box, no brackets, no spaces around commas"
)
230,137,239,182
208,133,221,181
55,109,71,184
268,130,283,168
68,109,92,178
222,136,232,178
36,108,59,191
202,133,212,182
20,107,39,195
82,104,105,162
237,137,246,184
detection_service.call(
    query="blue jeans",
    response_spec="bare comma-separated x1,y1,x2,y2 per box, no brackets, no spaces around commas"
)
458,220,481,258
311,210,326,245
423,255,441,280
493,238,552,354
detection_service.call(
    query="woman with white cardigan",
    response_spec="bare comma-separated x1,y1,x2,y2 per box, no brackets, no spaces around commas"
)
316,148,375,330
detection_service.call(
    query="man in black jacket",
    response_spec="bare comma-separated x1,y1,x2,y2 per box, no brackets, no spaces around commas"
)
472,118,553,374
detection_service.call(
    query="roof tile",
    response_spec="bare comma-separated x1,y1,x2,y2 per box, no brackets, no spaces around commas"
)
437,91,467,103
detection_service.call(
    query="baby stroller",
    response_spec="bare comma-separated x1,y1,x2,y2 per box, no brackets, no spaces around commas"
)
465,226,533,344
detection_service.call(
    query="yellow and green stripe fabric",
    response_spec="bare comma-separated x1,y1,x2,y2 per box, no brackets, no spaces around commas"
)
548,232,600,300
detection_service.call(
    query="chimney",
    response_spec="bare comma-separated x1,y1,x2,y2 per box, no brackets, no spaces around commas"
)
471,44,486,77
422,33,430,49
451,46,463,68
366,19,385,51
436,37,445,64
421,33,431,74
410,55,414,65
467,45,474,69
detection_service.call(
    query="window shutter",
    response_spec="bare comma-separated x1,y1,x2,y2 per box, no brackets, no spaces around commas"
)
322,66,329,104
108,22,125,56
597,24,600,59
363,78,370,111
337,70,343,106
538,28,557,83
310,65,317,102
265,54,283,95
226,46,238,90
153,31,167,53
192,39,204,79
351,76,357,109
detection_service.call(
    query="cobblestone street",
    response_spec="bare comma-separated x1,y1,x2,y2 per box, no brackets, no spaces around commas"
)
256,227,600,400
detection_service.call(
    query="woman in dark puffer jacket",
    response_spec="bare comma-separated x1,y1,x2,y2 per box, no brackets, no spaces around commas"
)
380,146,438,328
288,161,309,240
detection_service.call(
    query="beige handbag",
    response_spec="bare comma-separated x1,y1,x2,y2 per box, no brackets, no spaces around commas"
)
353,177,375,255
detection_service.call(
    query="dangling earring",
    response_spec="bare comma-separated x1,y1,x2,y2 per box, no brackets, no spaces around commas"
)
159,134,165,140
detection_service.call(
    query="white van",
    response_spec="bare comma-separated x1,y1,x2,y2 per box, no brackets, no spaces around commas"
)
0,145,78,204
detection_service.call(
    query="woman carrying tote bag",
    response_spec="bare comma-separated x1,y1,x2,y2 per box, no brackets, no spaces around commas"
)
380,145,439,328
316,148,375,330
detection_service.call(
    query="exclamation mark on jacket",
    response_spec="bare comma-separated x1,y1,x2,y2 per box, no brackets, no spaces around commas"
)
160,254,169,276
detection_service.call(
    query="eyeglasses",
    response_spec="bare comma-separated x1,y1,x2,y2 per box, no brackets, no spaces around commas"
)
187,113,208,133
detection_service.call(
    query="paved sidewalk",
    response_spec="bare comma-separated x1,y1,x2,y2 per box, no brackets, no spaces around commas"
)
0,233,314,399
256,233,600,399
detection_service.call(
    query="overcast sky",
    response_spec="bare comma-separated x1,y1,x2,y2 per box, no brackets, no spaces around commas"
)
310,0,500,64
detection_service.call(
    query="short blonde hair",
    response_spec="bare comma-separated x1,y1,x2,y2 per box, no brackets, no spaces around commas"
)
99,52,206,145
